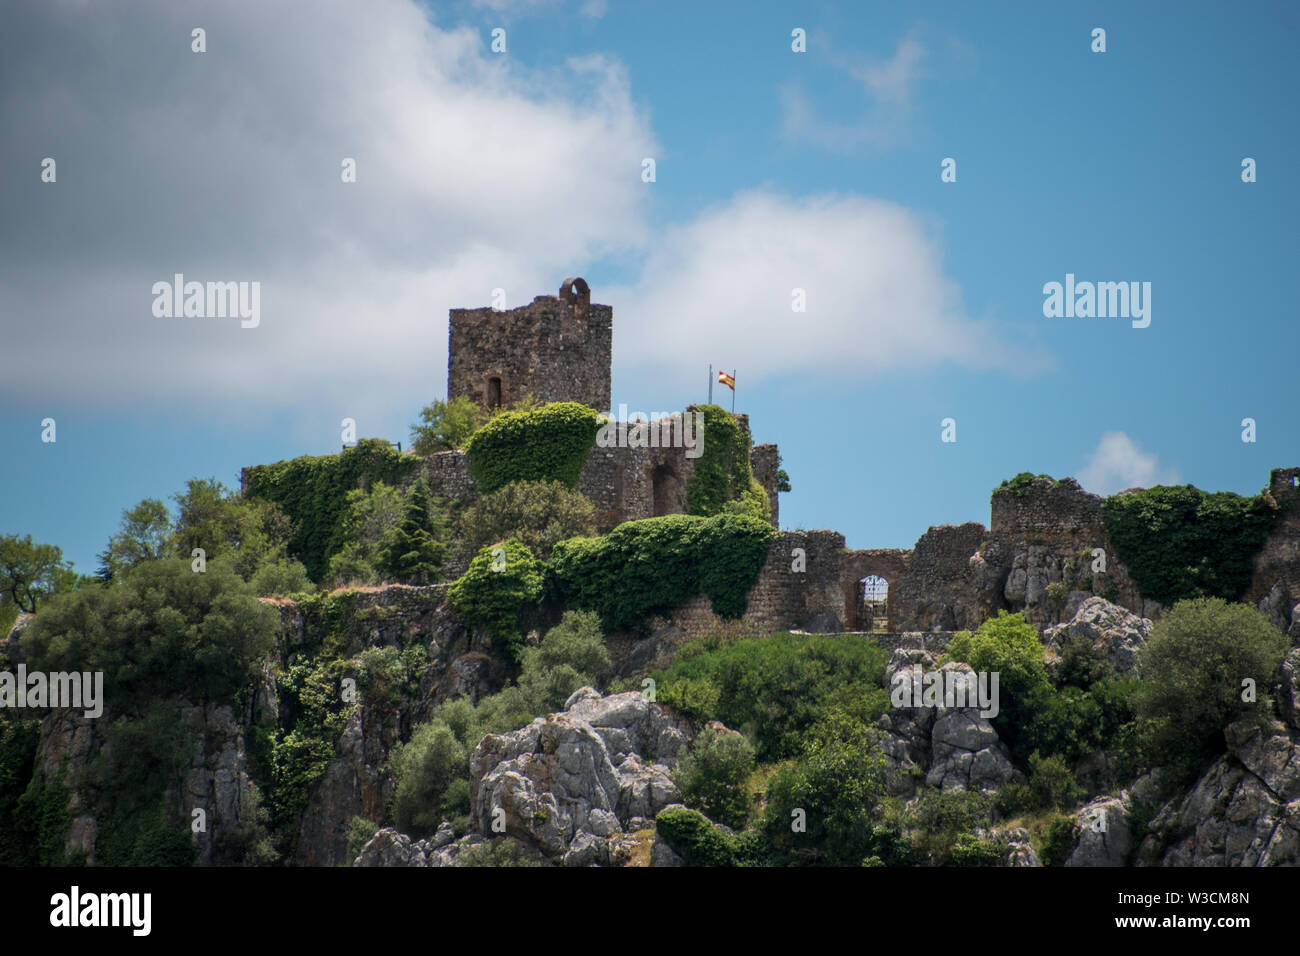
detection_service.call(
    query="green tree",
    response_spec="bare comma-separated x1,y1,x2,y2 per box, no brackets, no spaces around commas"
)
673,726,755,829
389,720,468,838
410,395,486,455
0,534,79,616
327,480,410,585
171,478,300,582
21,558,279,711
458,480,595,560
763,709,887,865
516,610,610,712
96,498,172,581
946,612,1054,754
377,480,446,584
1133,597,1289,778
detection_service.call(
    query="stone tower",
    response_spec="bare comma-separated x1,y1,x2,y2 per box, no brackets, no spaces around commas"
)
447,277,612,412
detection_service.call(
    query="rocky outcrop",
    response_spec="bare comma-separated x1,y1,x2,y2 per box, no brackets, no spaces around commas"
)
878,649,1021,797
354,826,486,867
1139,718,1300,867
1065,795,1133,867
1043,597,1153,676
469,688,695,865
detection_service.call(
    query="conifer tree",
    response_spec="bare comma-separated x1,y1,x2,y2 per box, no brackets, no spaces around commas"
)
378,481,445,584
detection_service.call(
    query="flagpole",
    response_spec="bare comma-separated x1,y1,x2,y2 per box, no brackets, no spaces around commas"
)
731,369,736,413
708,364,713,406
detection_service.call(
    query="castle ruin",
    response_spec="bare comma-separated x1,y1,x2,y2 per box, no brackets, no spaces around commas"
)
429,278,781,537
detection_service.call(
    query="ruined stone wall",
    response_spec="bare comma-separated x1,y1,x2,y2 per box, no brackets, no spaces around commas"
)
750,443,781,525
892,523,989,632
447,281,612,412
645,530,849,638
990,477,1106,547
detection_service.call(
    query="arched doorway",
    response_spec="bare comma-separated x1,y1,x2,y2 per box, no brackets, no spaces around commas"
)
486,376,503,410
860,575,889,633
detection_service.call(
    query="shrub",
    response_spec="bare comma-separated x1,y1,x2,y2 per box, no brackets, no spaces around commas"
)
389,720,468,839
549,513,774,631
906,789,994,865
1132,597,1289,779
946,611,1053,753
762,711,887,865
648,632,889,762
1045,580,1068,613
346,816,379,863
447,539,546,664
325,480,412,585
1027,751,1081,811
21,558,278,712
1102,485,1277,605
950,832,1007,867
250,558,314,597
655,806,735,867
410,395,487,455
0,720,40,865
458,480,595,561
465,402,602,494
456,838,540,867
997,473,1055,496
1040,815,1077,867
516,610,610,712
673,727,756,829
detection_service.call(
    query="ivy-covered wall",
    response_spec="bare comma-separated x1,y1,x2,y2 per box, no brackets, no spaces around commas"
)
549,513,776,631
243,438,419,581
1102,485,1278,605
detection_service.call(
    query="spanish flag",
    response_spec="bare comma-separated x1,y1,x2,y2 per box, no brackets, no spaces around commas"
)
717,370,735,390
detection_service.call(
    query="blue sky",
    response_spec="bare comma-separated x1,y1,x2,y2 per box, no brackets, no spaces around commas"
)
2,0,1296,576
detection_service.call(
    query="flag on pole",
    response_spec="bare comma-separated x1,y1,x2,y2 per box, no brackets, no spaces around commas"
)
717,370,735,390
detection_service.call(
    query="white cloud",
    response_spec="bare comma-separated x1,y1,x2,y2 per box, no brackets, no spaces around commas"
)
781,36,927,150
1,4,1036,427
852,38,925,106
606,190,1050,396
1078,432,1180,496
0,0,655,419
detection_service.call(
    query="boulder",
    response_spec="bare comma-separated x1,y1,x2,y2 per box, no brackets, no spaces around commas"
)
1065,796,1132,867
1043,596,1152,675
470,689,697,863
878,650,1020,797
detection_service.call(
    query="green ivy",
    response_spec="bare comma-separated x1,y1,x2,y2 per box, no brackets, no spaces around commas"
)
243,438,418,581
269,656,356,836
686,405,758,516
548,513,774,631
1102,485,1278,604
447,539,547,664
465,402,602,495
